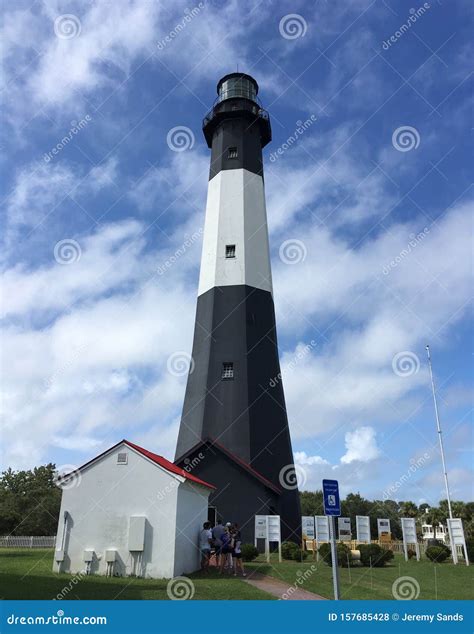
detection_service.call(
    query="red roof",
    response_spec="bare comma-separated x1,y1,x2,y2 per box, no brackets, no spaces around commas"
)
58,440,215,490
124,440,215,490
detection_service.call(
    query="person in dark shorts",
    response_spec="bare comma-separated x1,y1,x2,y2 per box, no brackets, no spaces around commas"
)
199,521,212,571
219,526,234,574
212,519,225,567
232,523,246,577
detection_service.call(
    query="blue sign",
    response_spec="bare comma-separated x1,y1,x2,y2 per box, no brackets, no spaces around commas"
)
323,479,341,516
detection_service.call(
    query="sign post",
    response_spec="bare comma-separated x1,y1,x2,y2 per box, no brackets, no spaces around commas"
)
323,479,341,601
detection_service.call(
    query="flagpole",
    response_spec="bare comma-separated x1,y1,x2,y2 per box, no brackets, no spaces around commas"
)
426,345,453,520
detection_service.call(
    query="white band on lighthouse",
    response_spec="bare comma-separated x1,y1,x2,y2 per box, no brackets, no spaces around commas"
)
198,168,273,297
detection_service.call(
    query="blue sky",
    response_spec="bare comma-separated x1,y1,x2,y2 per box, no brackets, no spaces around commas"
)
1,0,472,506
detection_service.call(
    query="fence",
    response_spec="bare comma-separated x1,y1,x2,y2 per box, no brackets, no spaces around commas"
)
0,536,56,548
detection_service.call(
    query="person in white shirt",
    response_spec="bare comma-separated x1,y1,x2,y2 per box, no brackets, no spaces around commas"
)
199,522,212,571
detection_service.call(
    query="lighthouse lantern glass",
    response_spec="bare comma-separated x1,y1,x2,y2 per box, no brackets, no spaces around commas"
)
218,77,257,103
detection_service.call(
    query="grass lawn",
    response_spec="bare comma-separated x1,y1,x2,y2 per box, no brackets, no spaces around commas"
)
246,552,474,600
0,549,274,600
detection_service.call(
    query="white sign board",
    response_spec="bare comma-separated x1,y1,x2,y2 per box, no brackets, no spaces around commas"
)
254,515,267,541
401,517,420,561
302,516,315,540
377,518,391,538
315,516,329,542
356,516,371,543
267,515,281,542
338,517,351,541
447,518,469,566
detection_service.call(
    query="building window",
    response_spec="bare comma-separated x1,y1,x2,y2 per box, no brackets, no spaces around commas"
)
222,362,234,380
228,147,238,159
117,452,128,465
225,244,236,259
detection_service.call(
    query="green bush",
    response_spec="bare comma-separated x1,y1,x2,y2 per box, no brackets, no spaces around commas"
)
318,542,351,567
281,541,308,561
407,548,417,559
425,546,449,563
465,539,474,562
356,544,394,567
240,544,259,562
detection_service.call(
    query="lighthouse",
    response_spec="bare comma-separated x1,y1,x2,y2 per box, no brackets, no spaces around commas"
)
175,73,301,543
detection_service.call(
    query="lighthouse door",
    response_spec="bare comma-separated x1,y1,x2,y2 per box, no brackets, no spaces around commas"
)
208,506,217,526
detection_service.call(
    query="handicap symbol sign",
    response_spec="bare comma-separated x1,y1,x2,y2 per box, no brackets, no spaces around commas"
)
322,479,341,516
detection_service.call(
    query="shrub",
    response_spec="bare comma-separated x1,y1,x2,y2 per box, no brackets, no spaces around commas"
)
407,548,417,559
281,541,308,561
425,546,449,563
465,539,474,562
318,542,351,567
356,544,394,567
240,544,259,562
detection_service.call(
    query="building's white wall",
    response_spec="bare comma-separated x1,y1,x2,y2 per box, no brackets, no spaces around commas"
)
53,445,209,579
198,168,273,296
173,482,210,577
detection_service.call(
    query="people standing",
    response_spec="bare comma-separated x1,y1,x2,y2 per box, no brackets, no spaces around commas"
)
232,523,246,577
212,518,225,568
219,526,234,574
199,521,212,572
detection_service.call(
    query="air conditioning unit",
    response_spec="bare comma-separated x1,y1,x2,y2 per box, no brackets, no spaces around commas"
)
55,550,64,562
105,550,117,563
83,550,94,563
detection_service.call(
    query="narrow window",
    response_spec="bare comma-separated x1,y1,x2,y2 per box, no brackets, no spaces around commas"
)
228,146,238,159
225,244,236,259
117,452,128,465
222,362,234,380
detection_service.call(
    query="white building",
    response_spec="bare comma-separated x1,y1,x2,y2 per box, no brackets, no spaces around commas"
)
421,523,448,543
53,440,215,579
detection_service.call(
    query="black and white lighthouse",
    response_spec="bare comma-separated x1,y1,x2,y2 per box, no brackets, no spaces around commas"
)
175,73,301,543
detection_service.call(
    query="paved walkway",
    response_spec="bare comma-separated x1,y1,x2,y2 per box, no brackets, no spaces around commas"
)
244,572,327,600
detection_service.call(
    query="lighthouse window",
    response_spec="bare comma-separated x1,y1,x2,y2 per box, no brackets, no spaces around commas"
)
228,147,238,159
222,362,234,379
225,244,236,258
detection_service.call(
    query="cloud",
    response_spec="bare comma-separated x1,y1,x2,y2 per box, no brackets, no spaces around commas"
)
341,426,380,464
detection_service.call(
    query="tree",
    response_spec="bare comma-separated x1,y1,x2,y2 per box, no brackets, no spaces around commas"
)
300,490,323,516
0,464,61,536
399,501,418,518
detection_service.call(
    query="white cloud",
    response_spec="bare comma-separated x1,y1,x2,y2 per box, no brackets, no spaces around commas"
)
341,426,380,464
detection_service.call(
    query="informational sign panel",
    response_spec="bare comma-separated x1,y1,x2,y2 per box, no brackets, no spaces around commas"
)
447,518,469,566
267,515,281,542
356,515,371,543
338,517,352,541
401,517,420,561
254,515,282,562
254,515,267,541
315,516,330,542
302,516,315,540
377,518,391,538
322,479,341,516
